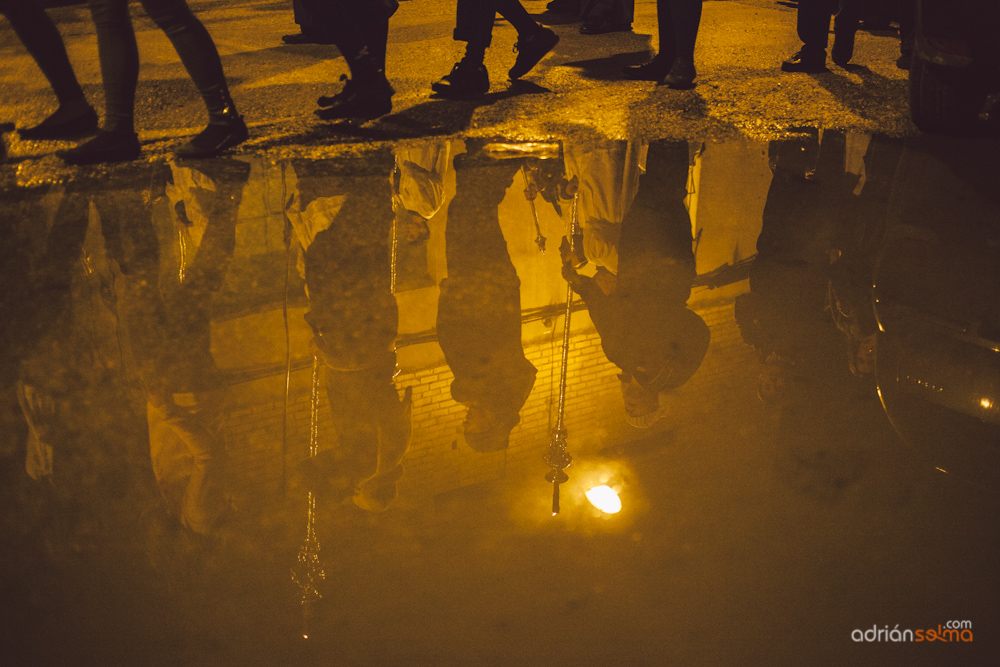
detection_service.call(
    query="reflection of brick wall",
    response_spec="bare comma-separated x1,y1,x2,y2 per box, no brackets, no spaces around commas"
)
222,300,755,508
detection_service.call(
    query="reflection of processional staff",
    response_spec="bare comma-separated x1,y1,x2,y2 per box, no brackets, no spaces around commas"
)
544,193,581,516
291,356,326,640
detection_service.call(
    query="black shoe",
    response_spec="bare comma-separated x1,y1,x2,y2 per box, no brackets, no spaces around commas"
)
832,31,855,66
896,51,911,70
431,60,490,99
318,75,356,108
509,28,560,80
661,59,696,89
781,50,827,73
57,130,141,165
281,31,335,45
174,115,248,158
315,75,393,120
19,103,99,141
623,54,672,81
579,20,631,35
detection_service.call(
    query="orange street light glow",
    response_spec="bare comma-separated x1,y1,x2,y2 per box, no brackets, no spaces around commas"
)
586,485,622,514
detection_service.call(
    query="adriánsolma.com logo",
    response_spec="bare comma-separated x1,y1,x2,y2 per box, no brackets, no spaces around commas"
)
852,621,974,643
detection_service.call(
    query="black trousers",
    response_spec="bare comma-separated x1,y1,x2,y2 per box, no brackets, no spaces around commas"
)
655,0,703,63
796,0,861,54
453,0,537,47
86,0,229,131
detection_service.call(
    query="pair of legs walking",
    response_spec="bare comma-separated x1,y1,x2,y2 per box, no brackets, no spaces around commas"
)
59,0,247,164
433,0,560,98
782,0,862,72
623,0,703,88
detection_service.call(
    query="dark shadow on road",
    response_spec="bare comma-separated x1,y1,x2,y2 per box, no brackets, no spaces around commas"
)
809,65,910,125
558,50,656,81
251,80,551,146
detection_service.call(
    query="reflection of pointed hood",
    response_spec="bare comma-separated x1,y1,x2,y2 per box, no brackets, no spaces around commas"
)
396,160,445,220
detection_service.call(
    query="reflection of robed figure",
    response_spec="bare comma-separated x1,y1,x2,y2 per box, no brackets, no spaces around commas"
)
566,141,709,428
562,140,647,275
437,151,537,452
294,159,412,511
99,159,250,535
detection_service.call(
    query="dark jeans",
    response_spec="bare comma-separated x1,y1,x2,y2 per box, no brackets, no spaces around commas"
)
298,0,397,73
1,0,85,105
86,0,229,131
454,0,539,47
797,0,861,54
656,0,703,63
581,0,634,26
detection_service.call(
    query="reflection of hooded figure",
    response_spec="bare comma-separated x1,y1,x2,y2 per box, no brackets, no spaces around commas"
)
564,141,709,428
437,148,537,452
562,140,647,275
294,158,412,512
99,159,250,535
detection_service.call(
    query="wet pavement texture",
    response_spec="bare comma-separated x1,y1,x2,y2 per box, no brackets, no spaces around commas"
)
1,130,999,666
3,2,1000,666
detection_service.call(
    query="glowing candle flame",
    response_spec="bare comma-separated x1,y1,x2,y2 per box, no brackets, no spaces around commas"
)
586,485,622,514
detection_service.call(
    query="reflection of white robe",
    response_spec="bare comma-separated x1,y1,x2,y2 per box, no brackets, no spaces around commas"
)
147,389,227,535
166,162,218,250
394,142,450,219
563,141,647,275
282,163,347,280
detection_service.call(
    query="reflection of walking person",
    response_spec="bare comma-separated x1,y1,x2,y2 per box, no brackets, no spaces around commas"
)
57,0,248,165
437,147,537,451
98,160,251,534
561,141,709,428
433,0,559,98
1,0,98,139
622,0,703,88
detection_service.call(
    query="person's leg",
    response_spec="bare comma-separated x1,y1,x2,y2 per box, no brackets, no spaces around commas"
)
501,0,560,80
88,0,140,134
782,0,834,71
796,0,834,57
832,0,861,66
57,0,142,164
1,1,99,138
138,0,247,156
497,0,541,35
315,3,394,119
432,0,495,97
623,0,676,80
